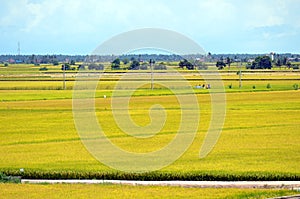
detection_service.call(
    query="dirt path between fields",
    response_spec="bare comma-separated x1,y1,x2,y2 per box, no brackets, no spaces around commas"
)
21,179,300,189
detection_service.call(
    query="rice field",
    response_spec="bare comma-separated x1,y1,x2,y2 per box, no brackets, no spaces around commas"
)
0,64,299,198
0,85,299,176
0,184,298,199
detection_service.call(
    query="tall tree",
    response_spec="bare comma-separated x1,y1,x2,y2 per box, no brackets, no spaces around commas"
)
251,56,272,69
122,58,129,65
111,58,121,70
179,59,194,70
226,57,232,69
216,61,226,70
129,60,140,70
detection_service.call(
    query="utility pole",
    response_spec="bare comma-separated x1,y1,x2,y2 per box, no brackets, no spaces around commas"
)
63,64,66,90
239,60,242,88
150,59,154,90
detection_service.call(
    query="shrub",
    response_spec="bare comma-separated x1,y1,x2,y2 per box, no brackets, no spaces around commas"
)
154,64,167,70
53,61,59,66
0,172,20,183
96,64,104,70
195,61,208,70
252,85,256,89
291,65,299,70
4,63,8,67
39,67,48,71
293,84,299,90
140,63,148,70
61,64,76,71
78,65,85,70
70,60,75,65
228,84,233,89
88,64,104,70
197,65,208,70
61,64,70,70
266,83,271,89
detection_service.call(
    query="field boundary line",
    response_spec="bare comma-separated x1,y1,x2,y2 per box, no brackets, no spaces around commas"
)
21,179,300,189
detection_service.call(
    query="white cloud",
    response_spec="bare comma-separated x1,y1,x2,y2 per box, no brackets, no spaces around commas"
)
0,0,299,54
0,0,62,33
245,8,283,28
240,0,300,29
197,0,236,21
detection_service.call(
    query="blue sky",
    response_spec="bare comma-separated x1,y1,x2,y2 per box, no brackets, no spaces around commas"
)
1,0,300,54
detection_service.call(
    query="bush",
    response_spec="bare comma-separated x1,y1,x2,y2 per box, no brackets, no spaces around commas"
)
197,65,208,70
194,61,207,70
246,63,252,69
252,85,256,89
95,64,104,70
122,58,129,65
88,64,104,70
61,64,70,70
70,60,75,65
228,84,233,89
154,64,167,70
4,63,8,67
266,83,271,89
53,61,59,66
139,64,148,70
0,172,20,183
39,67,48,71
291,65,299,70
61,64,75,71
78,65,85,70
293,84,299,90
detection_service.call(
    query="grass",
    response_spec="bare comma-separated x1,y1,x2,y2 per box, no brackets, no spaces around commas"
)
0,184,298,199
